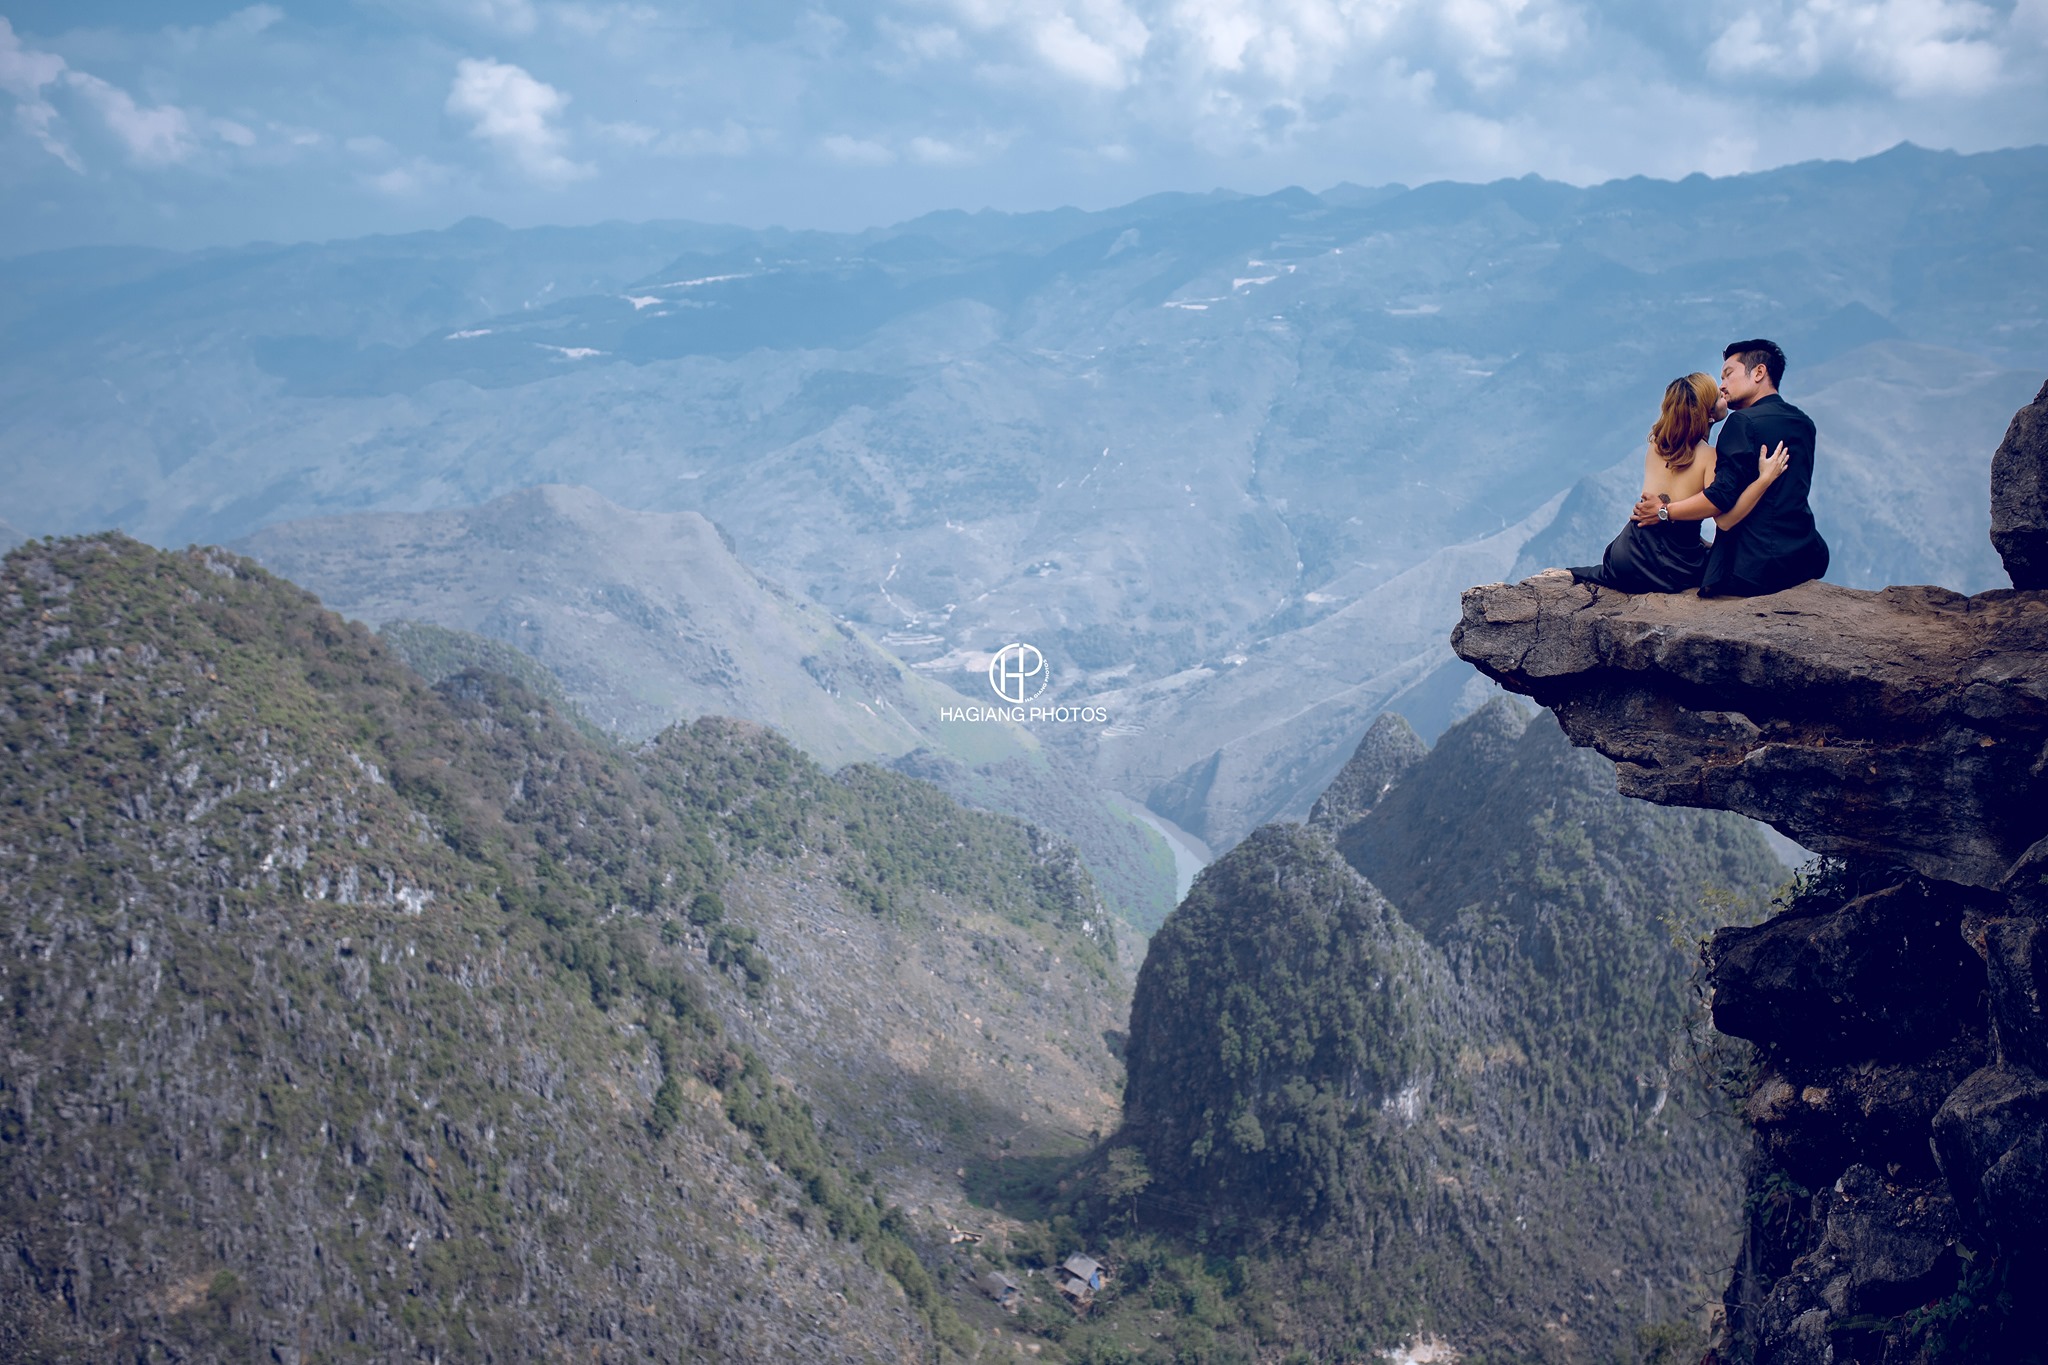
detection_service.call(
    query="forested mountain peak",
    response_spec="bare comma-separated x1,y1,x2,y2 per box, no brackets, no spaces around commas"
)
1113,700,1783,1360
0,535,1126,1360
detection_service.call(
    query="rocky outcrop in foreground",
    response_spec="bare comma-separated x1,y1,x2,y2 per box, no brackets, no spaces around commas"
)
1991,378,2048,591
1450,381,2048,1364
1451,577,2048,889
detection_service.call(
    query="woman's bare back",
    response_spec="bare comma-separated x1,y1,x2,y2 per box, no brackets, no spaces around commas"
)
1640,440,1716,503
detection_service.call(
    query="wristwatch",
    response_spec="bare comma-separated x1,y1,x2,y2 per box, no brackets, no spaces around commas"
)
1656,505,1671,523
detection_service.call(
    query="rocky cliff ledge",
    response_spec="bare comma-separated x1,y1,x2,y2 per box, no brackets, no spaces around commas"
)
1450,577,2048,890
1450,382,2048,1363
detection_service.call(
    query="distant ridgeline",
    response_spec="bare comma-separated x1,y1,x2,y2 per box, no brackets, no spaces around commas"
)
0,536,1124,1361
1115,702,1785,1362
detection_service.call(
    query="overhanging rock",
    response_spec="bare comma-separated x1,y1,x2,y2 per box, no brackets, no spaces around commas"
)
1449,574,2048,888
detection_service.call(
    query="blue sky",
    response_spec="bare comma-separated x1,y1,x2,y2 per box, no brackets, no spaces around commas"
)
3,0,2044,254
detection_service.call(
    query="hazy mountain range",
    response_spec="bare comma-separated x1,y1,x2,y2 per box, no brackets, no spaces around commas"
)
238,484,1006,765
238,485,1181,929
3,141,2041,852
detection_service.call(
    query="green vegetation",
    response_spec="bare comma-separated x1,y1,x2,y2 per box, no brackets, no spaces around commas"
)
0,535,1111,1361
0,536,1806,1364
378,617,593,730
1121,824,1435,1241
1082,699,1784,1362
893,745,1179,932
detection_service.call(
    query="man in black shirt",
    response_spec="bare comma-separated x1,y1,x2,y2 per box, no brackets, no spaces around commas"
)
1631,338,1829,596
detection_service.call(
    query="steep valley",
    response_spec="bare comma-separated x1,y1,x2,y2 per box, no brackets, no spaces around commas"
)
235,483,1180,932
2,532,1804,1364
8,147,2048,1359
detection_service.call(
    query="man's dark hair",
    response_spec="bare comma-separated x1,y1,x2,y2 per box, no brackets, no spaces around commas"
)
1724,338,1786,388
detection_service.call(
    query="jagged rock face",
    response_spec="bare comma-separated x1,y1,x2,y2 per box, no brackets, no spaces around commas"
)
1304,711,1427,834
1450,381,2048,1361
1931,1064,2048,1245
1707,877,1986,1060
1450,576,2048,889
1984,915,2048,1073
1752,1164,1963,1365
1739,1038,1987,1189
1991,378,2048,589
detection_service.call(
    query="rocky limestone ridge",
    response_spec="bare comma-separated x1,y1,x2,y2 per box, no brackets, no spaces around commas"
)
238,485,1178,930
1449,379,2048,1362
1991,377,2048,591
1305,710,1428,836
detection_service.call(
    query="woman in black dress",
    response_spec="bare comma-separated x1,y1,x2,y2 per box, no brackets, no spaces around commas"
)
1571,372,1788,593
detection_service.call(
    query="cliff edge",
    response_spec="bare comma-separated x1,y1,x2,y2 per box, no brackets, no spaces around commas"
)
1449,378,2048,1364
1450,576,2048,890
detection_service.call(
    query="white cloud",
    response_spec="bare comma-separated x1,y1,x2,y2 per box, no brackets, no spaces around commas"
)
271,121,326,149
2,0,2045,252
821,132,897,165
1708,0,2007,97
228,5,286,36
1434,0,1575,88
4,17,264,171
914,0,1594,158
601,117,757,160
938,0,1153,89
1151,0,1582,99
909,134,972,164
462,0,541,35
553,3,662,36
363,157,453,196
0,17,82,171
63,70,201,165
656,122,755,157
879,18,971,64
595,118,658,146
446,57,590,183
906,130,1011,165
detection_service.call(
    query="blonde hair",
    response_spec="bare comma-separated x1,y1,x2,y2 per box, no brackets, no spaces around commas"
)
1649,372,1718,471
